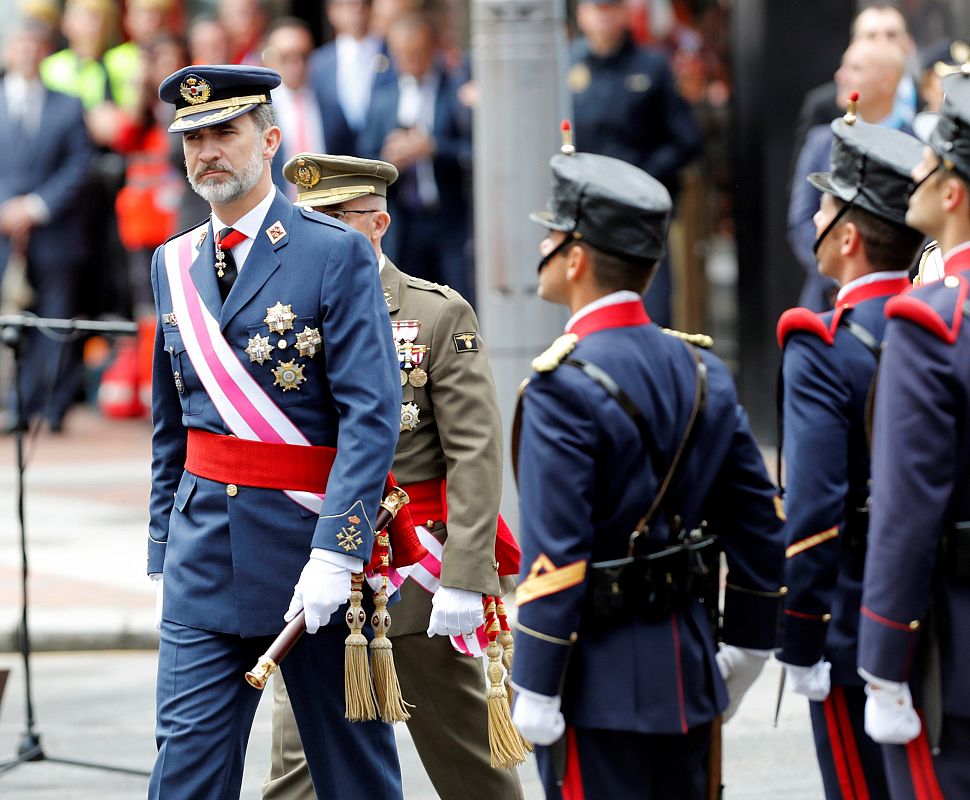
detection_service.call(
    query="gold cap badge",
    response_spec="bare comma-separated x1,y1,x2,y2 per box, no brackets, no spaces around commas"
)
180,75,211,106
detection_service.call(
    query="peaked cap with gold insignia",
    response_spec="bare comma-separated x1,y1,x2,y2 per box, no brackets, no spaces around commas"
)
282,153,399,209
159,65,280,133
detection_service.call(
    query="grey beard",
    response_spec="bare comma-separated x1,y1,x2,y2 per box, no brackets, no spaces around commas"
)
188,145,265,205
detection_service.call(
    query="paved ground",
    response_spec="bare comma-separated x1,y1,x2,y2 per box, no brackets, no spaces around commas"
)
0,407,825,797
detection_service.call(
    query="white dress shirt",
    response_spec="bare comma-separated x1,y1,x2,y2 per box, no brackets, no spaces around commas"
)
272,84,327,157
335,34,380,131
397,71,440,208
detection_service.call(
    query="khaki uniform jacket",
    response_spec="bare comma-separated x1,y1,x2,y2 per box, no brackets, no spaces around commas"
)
382,258,504,635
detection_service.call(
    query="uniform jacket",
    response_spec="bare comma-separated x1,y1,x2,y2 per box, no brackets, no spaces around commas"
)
511,299,785,735
381,258,504,635
569,35,701,197
860,244,970,719
0,80,93,276
148,188,400,638
777,273,911,686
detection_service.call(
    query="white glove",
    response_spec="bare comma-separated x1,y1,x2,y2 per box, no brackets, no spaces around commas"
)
863,676,922,744
427,587,485,637
150,573,163,631
784,659,832,702
285,549,363,634
715,645,771,722
510,684,566,746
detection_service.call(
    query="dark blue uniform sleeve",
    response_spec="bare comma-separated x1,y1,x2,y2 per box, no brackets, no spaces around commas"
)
148,246,186,575
859,318,957,682
703,399,786,650
511,370,599,697
311,230,400,558
778,334,851,666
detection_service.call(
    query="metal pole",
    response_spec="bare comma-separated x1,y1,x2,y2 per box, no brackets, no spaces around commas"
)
472,0,571,528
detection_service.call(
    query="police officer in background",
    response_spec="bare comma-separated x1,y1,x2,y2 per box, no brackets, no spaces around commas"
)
148,66,403,799
264,154,523,800
776,110,925,799
568,0,701,327
509,144,786,799
859,69,970,796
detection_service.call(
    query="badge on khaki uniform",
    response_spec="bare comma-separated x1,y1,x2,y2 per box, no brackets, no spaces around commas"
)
392,320,430,387
400,402,420,432
453,333,479,353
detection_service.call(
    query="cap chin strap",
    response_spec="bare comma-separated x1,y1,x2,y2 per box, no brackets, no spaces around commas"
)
536,230,581,274
812,192,857,256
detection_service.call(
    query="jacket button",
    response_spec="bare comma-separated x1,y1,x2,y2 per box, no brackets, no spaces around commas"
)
226,484,238,497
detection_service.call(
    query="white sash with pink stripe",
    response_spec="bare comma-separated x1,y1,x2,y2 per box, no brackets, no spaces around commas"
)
162,226,324,513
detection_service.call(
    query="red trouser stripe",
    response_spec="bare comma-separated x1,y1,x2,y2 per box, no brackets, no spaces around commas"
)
562,727,585,800
905,722,944,800
823,691,857,798
832,686,870,799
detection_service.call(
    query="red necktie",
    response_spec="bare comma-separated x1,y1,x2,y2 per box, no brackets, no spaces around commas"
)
216,227,246,302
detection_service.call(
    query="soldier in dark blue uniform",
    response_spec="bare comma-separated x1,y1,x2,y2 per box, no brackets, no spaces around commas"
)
776,106,925,800
509,144,786,799
859,69,970,798
568,0,701,328
148,66,404,799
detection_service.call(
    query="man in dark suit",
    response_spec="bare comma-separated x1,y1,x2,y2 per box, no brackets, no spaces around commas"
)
358,12,474,302
0,16,93,431
308,0,394,158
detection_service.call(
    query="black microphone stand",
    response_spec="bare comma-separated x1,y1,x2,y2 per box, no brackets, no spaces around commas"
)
0,314,150,779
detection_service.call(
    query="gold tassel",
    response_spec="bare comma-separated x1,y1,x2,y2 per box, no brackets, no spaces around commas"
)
370,578,413,722
344,573,377,721
484,598,528,768
495,599,534,754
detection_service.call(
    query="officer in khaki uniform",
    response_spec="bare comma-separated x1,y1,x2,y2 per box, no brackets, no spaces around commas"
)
263,153,523,800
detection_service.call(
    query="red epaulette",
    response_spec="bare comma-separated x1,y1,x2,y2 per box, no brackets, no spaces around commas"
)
776,307,836,349
885,274,969,345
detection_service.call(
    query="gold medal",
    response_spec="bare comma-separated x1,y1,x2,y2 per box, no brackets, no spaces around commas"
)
400,369,408,386
264,302,297,334
245,334,274,365
400,402,420,432
408,366,428,388
295,326,322,358
272,359,306,391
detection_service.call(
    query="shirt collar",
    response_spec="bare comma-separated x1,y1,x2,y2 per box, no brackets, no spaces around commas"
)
378,253,386,272
565,290,641,333
942,240,970,273
835,270,910,305
211,186,277,242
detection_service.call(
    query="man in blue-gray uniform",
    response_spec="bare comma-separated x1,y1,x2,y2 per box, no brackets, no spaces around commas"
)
568,0,701,327
148,65,403,799
776,112,925,800
859,69,970,797
509,145,786,799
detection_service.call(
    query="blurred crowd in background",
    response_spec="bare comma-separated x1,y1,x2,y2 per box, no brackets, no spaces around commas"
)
0,0,965,431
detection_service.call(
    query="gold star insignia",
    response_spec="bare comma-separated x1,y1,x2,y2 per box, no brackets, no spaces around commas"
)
400,402,420,432
272,359,306,391
295,326,322,358
245,334,274,365
264,302,297,334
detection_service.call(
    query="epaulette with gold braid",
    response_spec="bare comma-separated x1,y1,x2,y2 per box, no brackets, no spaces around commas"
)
661,327,714,349
531,333,579,373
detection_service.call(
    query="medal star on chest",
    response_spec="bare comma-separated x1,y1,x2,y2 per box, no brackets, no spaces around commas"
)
273,359,306,391
295,326,323,358
264,302,297,334
245,334,274,365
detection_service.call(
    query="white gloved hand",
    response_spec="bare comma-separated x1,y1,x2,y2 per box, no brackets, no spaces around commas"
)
863,677,922,744
427,586,485,637
150,573,163,631
285,549,363,634
715,644,771,722
784,659,832,702
510,684,566,746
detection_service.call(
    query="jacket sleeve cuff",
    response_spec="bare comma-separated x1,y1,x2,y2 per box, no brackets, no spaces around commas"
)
858,606,921,683
509,620,577,697
779,609,830,667
721,582,785,649
311,500,375,561
147,537,166,574
438,541,501,596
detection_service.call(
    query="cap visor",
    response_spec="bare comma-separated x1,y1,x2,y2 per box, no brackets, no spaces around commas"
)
169,102,261,133
529,210,573,231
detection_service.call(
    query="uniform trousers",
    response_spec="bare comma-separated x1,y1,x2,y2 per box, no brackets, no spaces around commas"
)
881,714,970,800
263,626,524,800
808,685,890,799
537,722,712,800
150,619,402,800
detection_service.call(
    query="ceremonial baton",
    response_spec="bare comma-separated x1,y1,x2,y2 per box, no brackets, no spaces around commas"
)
244,487,411,689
